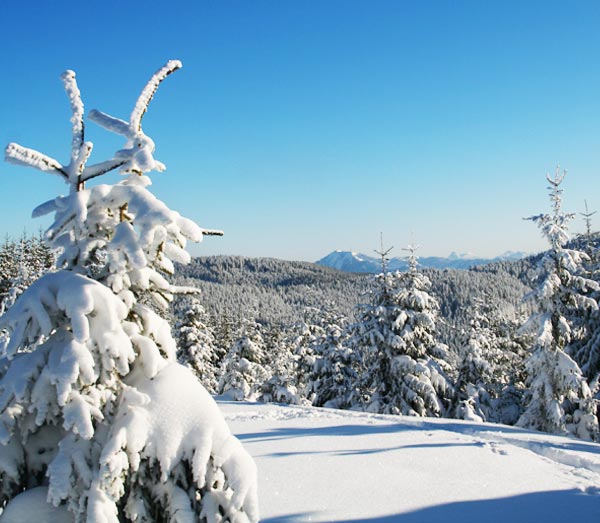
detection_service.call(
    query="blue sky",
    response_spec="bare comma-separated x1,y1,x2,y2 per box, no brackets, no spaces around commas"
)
2,1,600,261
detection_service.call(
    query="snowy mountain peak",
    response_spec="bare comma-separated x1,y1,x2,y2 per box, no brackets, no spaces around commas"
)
316,250,529,273
316,250,378,272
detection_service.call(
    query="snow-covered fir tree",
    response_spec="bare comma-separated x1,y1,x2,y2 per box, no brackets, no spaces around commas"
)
0,62,258,522
453,299,494,422
288,309,323,404
308,309,358,409
517,168,599,440
569,202,600,386
579,200,597,255
175,297,221,393
466,298,530,425
352,243,453,416
0,234,54,314
451,297,528,423
218,319,270,401
259,329,300,405
572,304,600,388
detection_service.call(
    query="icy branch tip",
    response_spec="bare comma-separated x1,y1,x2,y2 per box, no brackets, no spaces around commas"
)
4,143,26,164
60,70,76,81
202,229,224,237
5,142,16,158
547,165,566,186
166,60,183,71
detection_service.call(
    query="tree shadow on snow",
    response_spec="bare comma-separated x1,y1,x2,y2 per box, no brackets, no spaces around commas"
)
237,422,415,442
260,489,600,523
258,441,486,459
335,441,486,456
238,419,600,459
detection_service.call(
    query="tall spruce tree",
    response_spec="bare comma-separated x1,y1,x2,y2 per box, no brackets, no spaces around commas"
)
352,242,453,416
0,63,258,522
453,299,494,422
570,201,600,385
517,168,599,440
309,309,357,409
218,319,270,401
289,308,323,404
452,297,529,423
259,328,300,405
176,297,220,393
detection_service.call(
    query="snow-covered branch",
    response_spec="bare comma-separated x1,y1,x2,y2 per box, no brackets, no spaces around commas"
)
130,59,182,132
88,60,182,175
5,143,68,180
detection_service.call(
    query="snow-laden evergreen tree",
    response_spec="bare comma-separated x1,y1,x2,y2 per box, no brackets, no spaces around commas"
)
218,319,270,401
176,297,220,393
451,297,529,423
259,329,300,404
569,201,600,386
352,243,453,416
453,299,494,422
0,62,258,522
215,313,241,362
0,235,54,315
288,309,323,404
572,306,600,388
579,200,597,254
517,168,599,440
308,309,358,409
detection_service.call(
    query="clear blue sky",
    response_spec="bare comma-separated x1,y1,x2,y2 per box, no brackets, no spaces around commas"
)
2,1,600,261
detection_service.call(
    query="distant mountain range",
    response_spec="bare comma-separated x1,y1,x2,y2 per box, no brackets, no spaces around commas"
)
315,250,529,273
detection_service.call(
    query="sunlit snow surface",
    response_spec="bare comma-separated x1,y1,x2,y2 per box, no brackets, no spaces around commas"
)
218,399,600,523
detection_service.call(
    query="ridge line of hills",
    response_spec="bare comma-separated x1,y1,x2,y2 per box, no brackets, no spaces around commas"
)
315,249,530,273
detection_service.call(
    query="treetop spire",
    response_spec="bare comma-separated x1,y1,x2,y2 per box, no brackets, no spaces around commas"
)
402,243,420,273
4,60,183,192
374,232,393,276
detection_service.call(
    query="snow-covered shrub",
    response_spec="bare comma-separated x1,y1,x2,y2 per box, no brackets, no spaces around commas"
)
1,62,258,522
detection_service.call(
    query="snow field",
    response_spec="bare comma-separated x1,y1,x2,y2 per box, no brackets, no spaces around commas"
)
218,400,600,523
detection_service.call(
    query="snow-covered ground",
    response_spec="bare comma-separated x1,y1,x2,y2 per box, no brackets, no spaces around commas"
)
218,399,600,523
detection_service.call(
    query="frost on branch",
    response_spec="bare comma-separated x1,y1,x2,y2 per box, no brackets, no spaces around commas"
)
5,70,125,192
1,62,258,522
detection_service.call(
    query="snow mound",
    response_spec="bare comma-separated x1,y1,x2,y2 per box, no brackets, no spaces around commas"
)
93,362,259,523
0,487,72,523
